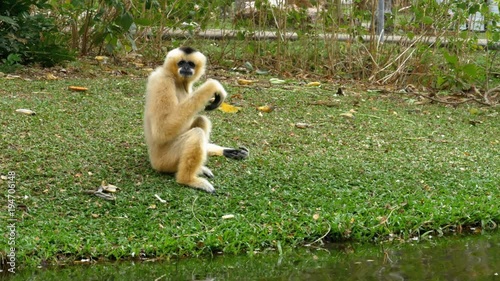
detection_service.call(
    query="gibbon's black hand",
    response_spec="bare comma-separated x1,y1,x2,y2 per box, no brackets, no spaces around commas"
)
205,93,223,111
223,147,249,160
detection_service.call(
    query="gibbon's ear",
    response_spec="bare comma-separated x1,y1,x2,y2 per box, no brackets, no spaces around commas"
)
205,93,223,111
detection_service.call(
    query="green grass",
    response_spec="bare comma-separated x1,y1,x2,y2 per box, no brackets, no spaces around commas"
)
0,71,499,269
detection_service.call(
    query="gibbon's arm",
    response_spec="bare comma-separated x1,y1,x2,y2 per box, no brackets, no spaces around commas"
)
160,79,226,133
178,79,227,114
147,78,227,144
145,72,196,143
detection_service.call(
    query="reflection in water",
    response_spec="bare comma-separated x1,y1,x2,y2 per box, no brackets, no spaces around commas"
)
3,232,500,280
320,235,499,281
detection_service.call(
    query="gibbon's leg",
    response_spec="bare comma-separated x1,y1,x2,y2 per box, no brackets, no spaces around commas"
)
190,116,214,178
190,115,250,160
207,144,250,160
175,127,215,193
190,115,212,135
191,115,250,160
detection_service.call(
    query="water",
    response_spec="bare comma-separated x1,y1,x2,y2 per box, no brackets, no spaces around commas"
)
3,232,499,280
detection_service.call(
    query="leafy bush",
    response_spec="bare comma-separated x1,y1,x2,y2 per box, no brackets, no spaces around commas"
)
51,0,138,55
0,0,75,68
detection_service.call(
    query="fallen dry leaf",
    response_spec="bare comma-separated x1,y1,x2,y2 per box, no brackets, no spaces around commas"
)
15,109,36,115
46,73,58,80
237,79,257,85
270,78,286,84
339,112,354,118
306,81,321,87
101,184,118,193
68,86,88,92
5,74,22,80
295,122,311,129
95,56,109,62
340,109,357,118
257,105,274,113
218,102,241,113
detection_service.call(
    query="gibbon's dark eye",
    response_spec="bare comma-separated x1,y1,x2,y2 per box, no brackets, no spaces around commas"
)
177,60,195,68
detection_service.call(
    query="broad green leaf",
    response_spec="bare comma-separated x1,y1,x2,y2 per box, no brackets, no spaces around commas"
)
436,76,446,88
422,16,433,25
462,64,477,77
443,51,458,66
134,18,152,26
115,12,134,31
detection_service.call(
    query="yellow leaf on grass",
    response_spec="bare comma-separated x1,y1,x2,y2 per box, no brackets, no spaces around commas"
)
218,102,241,113
68,86,88,92
46,73,58,80
340,109,357,118
257,105,274,113
95,56,109,62
306,81,321,87
237,79,257,85
339,112,354,118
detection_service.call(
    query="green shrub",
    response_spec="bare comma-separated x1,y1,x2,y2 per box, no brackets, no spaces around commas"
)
0,0,75,68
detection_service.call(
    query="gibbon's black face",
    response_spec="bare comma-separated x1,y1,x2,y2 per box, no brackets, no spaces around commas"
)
178,60,196,77
165,47,206,82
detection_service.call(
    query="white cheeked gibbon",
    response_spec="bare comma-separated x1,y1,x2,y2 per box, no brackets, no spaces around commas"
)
144,46,249,193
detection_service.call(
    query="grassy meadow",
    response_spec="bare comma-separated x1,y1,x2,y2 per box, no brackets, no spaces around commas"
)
0,63,499,269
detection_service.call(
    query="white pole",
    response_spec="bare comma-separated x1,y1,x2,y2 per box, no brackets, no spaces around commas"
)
377,0,385,41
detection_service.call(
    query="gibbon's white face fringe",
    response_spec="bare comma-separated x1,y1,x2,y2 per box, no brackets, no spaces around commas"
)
143,46,249,193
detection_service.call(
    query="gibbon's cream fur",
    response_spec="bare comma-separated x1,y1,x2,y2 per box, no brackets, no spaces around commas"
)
144,46,248,193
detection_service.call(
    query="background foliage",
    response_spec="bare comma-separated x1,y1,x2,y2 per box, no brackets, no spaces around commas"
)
0,0,75,68
1,0,499,91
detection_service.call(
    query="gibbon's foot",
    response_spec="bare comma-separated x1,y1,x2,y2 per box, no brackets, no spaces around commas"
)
200,166,214,178
177,177,216,193
223,146,249,160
